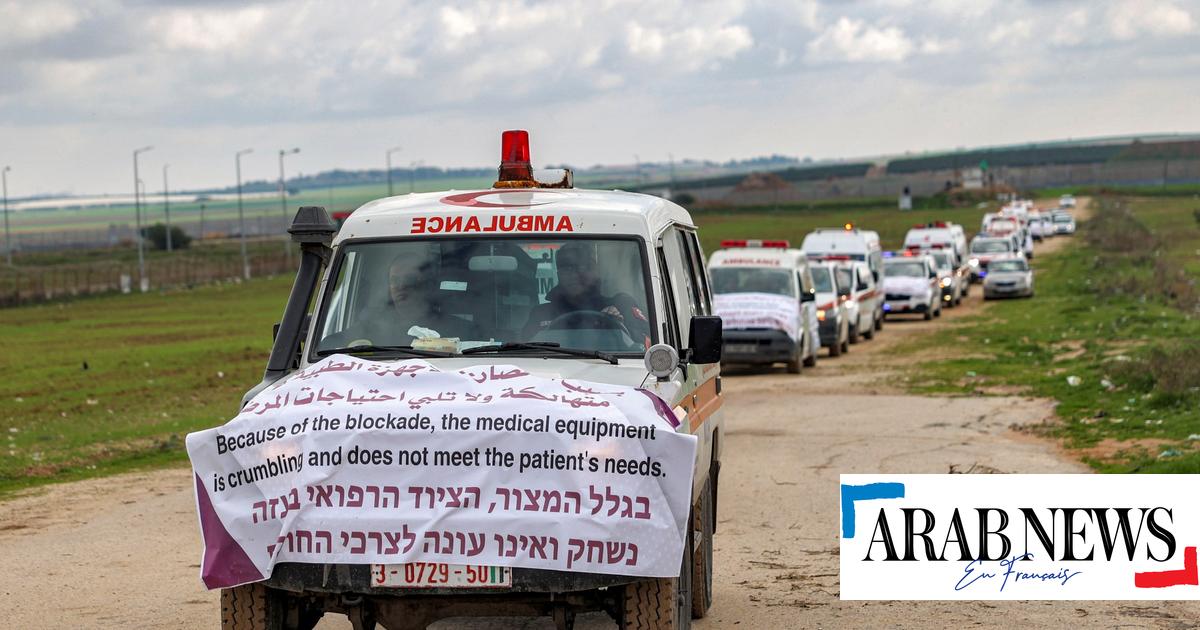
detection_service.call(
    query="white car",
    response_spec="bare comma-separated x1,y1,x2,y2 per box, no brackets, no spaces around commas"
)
827,258,881,343
983,255,1034,299
232,129,724,629
808,261,851,357
967,236,1020,282
1060,194,1077,208
710,240,821,373
1052,212,1076,234
927,249,965,307
881,253,941,320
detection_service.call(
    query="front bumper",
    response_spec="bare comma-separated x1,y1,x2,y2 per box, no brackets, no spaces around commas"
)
721,329,797,364
264,562,635,596
882,295,928,315
818,318,840,346
984,283,1031,298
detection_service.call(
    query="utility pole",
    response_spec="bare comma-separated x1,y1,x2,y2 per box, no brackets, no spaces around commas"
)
278,147,300,265
386,146,402,196
409,160,423,193
236,148,254,280
198,203,206,242
2,166,11,266
133,145,153,290
163,164,172,252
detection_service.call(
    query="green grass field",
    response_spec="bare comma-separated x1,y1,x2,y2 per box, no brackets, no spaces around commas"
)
906,194,1200,472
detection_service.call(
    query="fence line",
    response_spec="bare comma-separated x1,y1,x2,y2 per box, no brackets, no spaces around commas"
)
0,252,295,308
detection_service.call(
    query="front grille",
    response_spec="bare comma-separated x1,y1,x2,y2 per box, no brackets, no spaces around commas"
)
885,293,910,301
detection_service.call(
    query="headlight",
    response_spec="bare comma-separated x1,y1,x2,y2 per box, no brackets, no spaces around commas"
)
940,277,952,287
968,258,980,267
817,309,826,322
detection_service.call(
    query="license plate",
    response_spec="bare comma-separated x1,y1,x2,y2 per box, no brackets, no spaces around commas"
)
371,563,511,589
726,344,757,353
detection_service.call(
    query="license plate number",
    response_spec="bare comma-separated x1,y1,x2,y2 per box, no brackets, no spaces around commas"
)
726,344,757,353
371,563,511,589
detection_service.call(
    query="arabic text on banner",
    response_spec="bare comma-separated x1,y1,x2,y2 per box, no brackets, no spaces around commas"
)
713,292,801,342
186,356,697,589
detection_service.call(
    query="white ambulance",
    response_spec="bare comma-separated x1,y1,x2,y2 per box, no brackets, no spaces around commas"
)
227,130,724,629
801,226,883,281
811,255,881,343
708,241,821,373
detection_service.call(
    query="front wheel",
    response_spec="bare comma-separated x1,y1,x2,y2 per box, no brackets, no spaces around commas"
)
621,514,694,629
221,584,283,630
691,476,714,619
862,316,875,340
785,341,803,374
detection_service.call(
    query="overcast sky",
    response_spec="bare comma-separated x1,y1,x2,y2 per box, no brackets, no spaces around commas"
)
2,0,1198,196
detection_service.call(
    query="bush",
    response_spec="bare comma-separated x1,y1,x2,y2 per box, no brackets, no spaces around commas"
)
140,223,192,250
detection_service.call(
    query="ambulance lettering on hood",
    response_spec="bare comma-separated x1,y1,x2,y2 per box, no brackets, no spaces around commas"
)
411,214,575,234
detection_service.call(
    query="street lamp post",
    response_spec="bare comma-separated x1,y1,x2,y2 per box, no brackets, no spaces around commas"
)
386,146,402,196
133,145,153,290
163,164,172,252
278,147,300,265
236,148,254,280
2,166,11,266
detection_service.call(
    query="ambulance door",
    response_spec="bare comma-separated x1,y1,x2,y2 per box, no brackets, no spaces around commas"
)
660,227,713,428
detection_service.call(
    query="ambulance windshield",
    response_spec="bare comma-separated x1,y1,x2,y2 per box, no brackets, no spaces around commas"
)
710,267,795,297
809,266,834,293
312,238,653,356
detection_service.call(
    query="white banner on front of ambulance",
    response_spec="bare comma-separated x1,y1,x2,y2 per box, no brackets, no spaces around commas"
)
841,474,1200,600
713,292,801,342
186,356,696,589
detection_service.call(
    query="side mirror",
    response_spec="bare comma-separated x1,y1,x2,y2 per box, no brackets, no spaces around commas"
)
688,315,722,365
800,290,815,302
929,270,938,279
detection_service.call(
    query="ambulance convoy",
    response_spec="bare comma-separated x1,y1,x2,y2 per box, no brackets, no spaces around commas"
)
712,196,1071,368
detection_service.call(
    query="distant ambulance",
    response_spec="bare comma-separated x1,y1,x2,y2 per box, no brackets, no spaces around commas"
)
709,241,821,373
801,225,883,281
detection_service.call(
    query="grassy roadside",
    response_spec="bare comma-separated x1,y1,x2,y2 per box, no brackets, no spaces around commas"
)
0,276,291,495
906,195,1200,472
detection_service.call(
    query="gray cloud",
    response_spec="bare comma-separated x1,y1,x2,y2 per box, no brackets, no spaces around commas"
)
0,0,1197,194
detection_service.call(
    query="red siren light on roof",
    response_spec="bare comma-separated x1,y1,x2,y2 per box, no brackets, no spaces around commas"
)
720,239,789,249
494,129,535,188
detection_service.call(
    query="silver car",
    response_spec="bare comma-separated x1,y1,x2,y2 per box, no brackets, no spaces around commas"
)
983,256,1034,299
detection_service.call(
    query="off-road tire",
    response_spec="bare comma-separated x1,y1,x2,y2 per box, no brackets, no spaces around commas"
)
840,336,850,354
221,583,283,630
875,313,884,330
923,308,933,321
691,476,714,619
621,579,676,629
862,317,875,340
848,324,859,344
621,518,693,630
828,338,842,357
785,346,802,374
803,346,818,368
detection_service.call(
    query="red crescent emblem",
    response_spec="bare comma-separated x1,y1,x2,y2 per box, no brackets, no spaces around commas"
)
440,189,563,209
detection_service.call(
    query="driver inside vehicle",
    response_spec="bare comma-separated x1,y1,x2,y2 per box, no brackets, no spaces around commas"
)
327,250,479,347
521,241,652,348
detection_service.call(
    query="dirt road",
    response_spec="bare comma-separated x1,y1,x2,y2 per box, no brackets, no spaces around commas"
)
6,200,1195,629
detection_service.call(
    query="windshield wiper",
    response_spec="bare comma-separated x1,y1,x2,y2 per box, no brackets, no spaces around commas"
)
460,342,619,365
315,344,454,359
